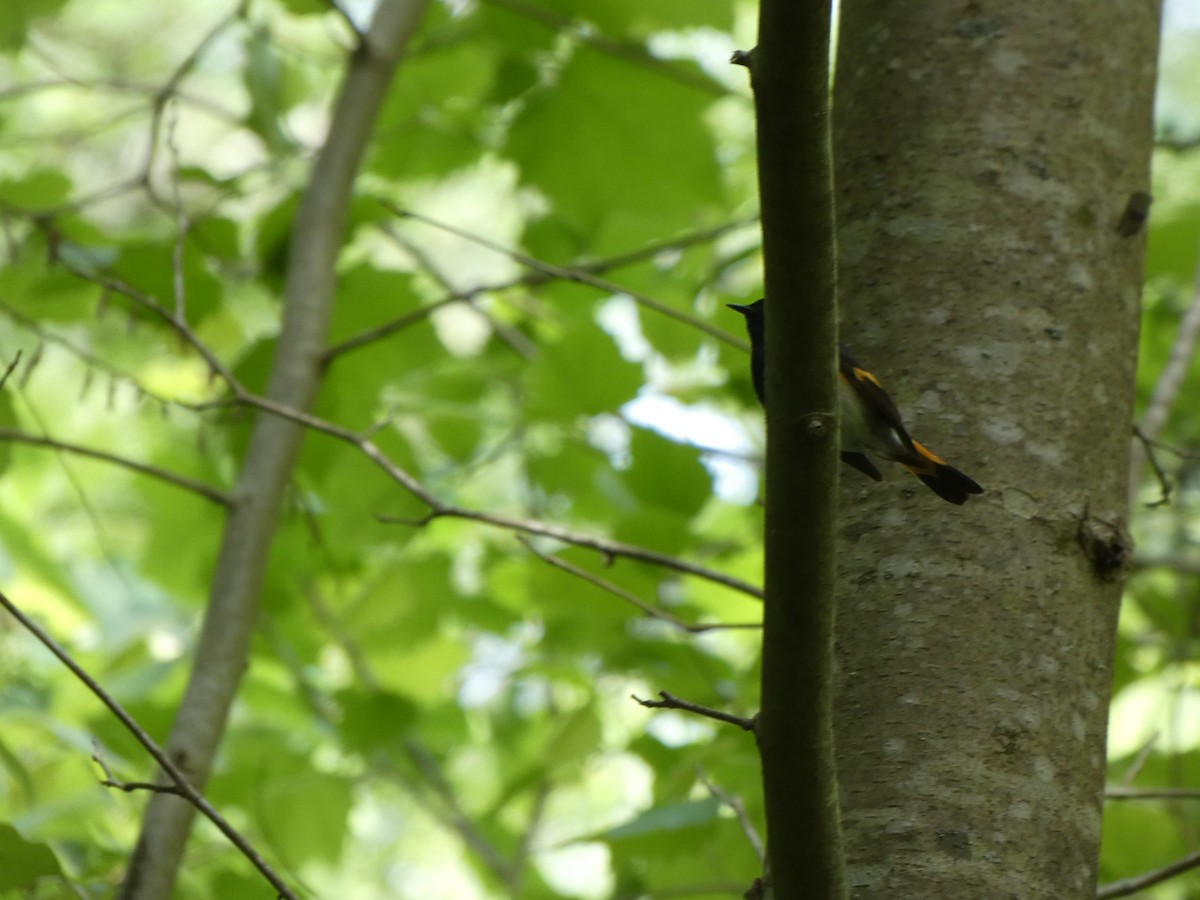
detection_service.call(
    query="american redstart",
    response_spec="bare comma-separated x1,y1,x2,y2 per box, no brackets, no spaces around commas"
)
728,300,983,505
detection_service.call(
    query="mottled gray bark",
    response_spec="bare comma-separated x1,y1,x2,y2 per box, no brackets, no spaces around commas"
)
831,2,1160,897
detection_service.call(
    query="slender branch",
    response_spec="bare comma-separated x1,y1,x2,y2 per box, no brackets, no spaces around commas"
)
93,747,186,797
385,503,762,598
53,259,240,389
403,740,517,884
376,220,538,358
381,202,749,350
218,385,761,597
52,254,760,597
0,428,230,506
697,766,765,863
1133,554,1200,575
0,304,198,413
1097,848,1200,898
0,351,21,390
294,588,524,885
0,589,297,900
139,1,250,195
633,691,757,732
322,294,456,362
1133,425,1172,506
119,4,432,897
520,536,761,630
1106,786,1200,800
324,213,757,363
186,379,759,598
1130,244,1200,503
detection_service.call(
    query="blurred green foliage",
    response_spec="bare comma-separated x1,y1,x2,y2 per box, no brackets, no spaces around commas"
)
0,0,1197,898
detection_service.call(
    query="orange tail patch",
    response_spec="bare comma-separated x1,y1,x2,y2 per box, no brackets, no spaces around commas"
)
902,441,984,505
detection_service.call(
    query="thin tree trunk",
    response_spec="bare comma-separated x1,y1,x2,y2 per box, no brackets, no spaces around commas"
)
750,0,845,896
117,3,430,897
831,2,1160,897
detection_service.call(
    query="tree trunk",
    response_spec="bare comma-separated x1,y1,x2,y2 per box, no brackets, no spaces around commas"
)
831,2,1161,897
116,3,429,897
750,0,845,896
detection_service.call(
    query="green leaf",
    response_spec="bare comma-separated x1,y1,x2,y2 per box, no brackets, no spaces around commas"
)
598,797,721,842
0,170,73,208
0,0,70,52
1144,203,1200,281
624,425,710,516
1099,802,1185,885
536,0,735,35
243,26,297,152
506,49,724,252
337,688,420,754
0,823,65,890
370,36,498,179
219,741,353,867
278,0,327,13
0,509,81,602
527,319,643,419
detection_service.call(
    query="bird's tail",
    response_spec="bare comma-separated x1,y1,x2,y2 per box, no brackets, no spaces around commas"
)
902,441,984,505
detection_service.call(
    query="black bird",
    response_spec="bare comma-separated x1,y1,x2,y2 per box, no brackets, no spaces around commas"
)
728,300,983,504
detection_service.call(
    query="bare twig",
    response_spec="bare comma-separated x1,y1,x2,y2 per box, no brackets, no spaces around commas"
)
322,295,456,362
378,220,538,359
1097,848,1200,898
519,535,761,631
54,261,239,388
632,690,757,732
0,351,21,390
0,428,230,506
1106,786,1200,800
0,589,297,900
140,1,250,194
58,254,761,598
1120,732,1159,786
222,388,763,598
380,202,750,351
381,503,762,599
164,101,190,320
1133,425,1172,506
1133,554,1200,575
324,214,756,364
0,304,194,412
1130,244,1200,503
92,745,186,797
403,740,516,884
696,766,765,862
